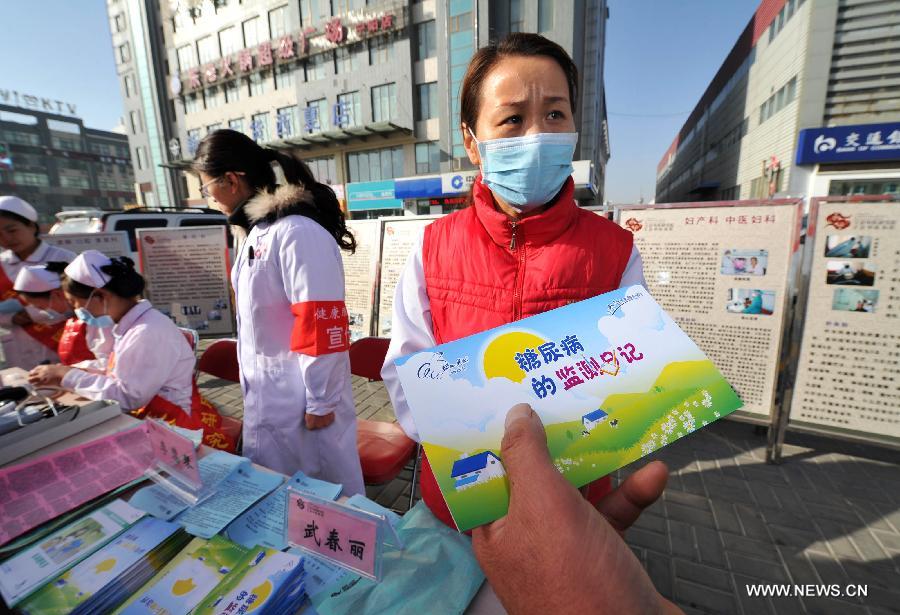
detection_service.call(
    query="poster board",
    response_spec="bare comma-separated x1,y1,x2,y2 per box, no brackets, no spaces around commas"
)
785,197,900,444
135,226,234,335
42,232,130,259
376,217,437,337
615,200,803,420
343,220,382,342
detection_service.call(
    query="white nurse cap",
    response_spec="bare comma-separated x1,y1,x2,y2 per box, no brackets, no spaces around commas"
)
64,250,113,288
0,196,38,222
14,265,61,292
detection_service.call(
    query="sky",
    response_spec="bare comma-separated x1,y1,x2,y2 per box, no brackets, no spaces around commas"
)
0,0,760,203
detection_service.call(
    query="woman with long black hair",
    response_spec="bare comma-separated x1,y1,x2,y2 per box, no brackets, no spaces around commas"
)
192,129,363,494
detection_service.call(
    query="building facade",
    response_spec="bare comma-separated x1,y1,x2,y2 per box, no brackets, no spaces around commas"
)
115,0,609,215
0,99,135,222
655,0,900,204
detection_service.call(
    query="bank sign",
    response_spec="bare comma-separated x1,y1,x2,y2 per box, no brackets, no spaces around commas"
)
796,122,900,165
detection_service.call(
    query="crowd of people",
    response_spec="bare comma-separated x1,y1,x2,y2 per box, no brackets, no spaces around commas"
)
1,33,677,614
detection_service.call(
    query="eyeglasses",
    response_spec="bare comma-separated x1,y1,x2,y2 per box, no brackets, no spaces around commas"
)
199,176,223,198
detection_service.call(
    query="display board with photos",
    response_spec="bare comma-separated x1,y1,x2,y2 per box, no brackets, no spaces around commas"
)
43,232,131,259
376,216,437,337
614,201,804,419
136,226,235,336
788,198,900,441
342,220,382,342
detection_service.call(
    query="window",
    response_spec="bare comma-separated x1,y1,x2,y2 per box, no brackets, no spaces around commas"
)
758,76,798,124
118,42,131,63
60,175,90,189
417,82,437,121
369,36,393,65
129,110,143,134
276,105,298,138
509,0,524,32
135,146,148,170
306,52,327,80
785,77,797,103
197,36,217,64
113,13,126,32
229,118,245,134
114,218,167,252
248,71,271,97
51,136,82,151
275,64,299,90
416,20,436,61
449,12,471,33
538,0,554,32
331,0,365,13
251,112,270,142
243,16,262,47
124,74,136,98
304,156,337,184
184,92,203,114
415,142,440,174
219,26,239,56
177,45,196,71
207,122,222,134
5,131,41,146
335,43,362,74
306,98,329,133
299,0,326,27
336,91,361,128
769,0,803,42
225,80,240,103
372,83,396,123
269,5,289,38
205,86,223,110
13,172,50,187
347,146,404,182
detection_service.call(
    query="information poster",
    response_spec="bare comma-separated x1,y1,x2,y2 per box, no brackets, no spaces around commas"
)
789,200,900,438
42,232,130,258
343,220,382,342
376,217,435,337
616,202,801,417
136,226,234,335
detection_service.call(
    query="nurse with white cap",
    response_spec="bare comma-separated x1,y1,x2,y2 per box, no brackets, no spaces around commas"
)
28,250,236,450
14,263,112,366
0,195,75,369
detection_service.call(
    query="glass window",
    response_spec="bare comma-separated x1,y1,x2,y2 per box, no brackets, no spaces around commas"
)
177,45,195,71
269,5,289,38
538,0,554,32
248,71,271,97
304,156,337,184
346,146,404,182
275,64,300,90
113,13,126,32
306,52,327,80
197,36,217,64
372,83,396,123
136,146,148,170
416,21,436,61
207,122,222,134
336,91,361,128
415,142,440,174
219,26,239,56
13,172,50,187
369,36,393,65
251,112,270,142
205,86,223,109
129,110,142,134
417,82,437,121
225,80,240,103
331,0,365,13
229,118,245,134
243,16,262,47
509,0,524,32
184,92,202,114
785,77,797,103
118,43,131,63
299,0,326,27
124,74,136,98
306,98,330,132
335,43,362,74
276,105,298,138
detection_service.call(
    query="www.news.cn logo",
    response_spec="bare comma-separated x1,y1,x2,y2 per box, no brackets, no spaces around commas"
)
746,584,868,598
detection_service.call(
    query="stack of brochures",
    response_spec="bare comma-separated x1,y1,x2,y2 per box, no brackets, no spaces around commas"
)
193,546,307,615
18,517,190,615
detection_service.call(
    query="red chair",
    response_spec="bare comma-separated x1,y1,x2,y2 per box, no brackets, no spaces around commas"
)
197,339,241,383
350,337,419,509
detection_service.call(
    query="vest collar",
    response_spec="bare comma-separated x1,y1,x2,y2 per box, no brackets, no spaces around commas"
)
471,175,577,249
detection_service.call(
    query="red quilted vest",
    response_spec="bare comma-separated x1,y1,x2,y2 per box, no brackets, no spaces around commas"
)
420,175,634,528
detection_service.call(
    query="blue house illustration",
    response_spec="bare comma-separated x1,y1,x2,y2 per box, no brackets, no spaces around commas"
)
451,451,505,491
582,409,609,434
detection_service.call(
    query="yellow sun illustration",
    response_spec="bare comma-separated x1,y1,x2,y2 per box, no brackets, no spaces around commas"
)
94,558,117,574
483,331,547,383
172,577,197,596
246,579,273,612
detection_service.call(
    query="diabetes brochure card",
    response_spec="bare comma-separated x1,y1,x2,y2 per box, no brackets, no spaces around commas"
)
394,284,743,531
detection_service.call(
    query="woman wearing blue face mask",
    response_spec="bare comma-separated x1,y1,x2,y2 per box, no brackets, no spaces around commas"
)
13,261,112,366
27,250,235,450
381,33,651,529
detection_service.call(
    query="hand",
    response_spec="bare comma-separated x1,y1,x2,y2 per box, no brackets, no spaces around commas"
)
12,310,32,326
472,403,679,615
305,411,335,430
28,364,73,387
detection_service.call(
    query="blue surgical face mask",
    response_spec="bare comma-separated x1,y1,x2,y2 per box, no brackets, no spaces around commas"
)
75,289,114,329
470,129,578,211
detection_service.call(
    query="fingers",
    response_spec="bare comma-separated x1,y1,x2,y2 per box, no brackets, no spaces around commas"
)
499,404,556,484
596,461,669,534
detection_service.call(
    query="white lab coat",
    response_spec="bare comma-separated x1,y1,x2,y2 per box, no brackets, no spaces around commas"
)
381,234,648,441
61,300,195,412
232,188,363,495
0,241,76,369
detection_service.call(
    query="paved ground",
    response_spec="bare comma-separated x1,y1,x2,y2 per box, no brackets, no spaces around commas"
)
197,341,900,614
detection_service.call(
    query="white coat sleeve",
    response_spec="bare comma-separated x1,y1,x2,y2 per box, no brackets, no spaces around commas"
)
279,221,350,417
619,245,647,288
60,325,173,410
380,234,435,442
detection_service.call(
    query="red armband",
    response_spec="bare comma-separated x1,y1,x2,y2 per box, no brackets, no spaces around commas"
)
290,300,350,356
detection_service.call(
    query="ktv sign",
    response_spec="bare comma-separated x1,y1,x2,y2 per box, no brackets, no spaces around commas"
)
796,122,900,165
